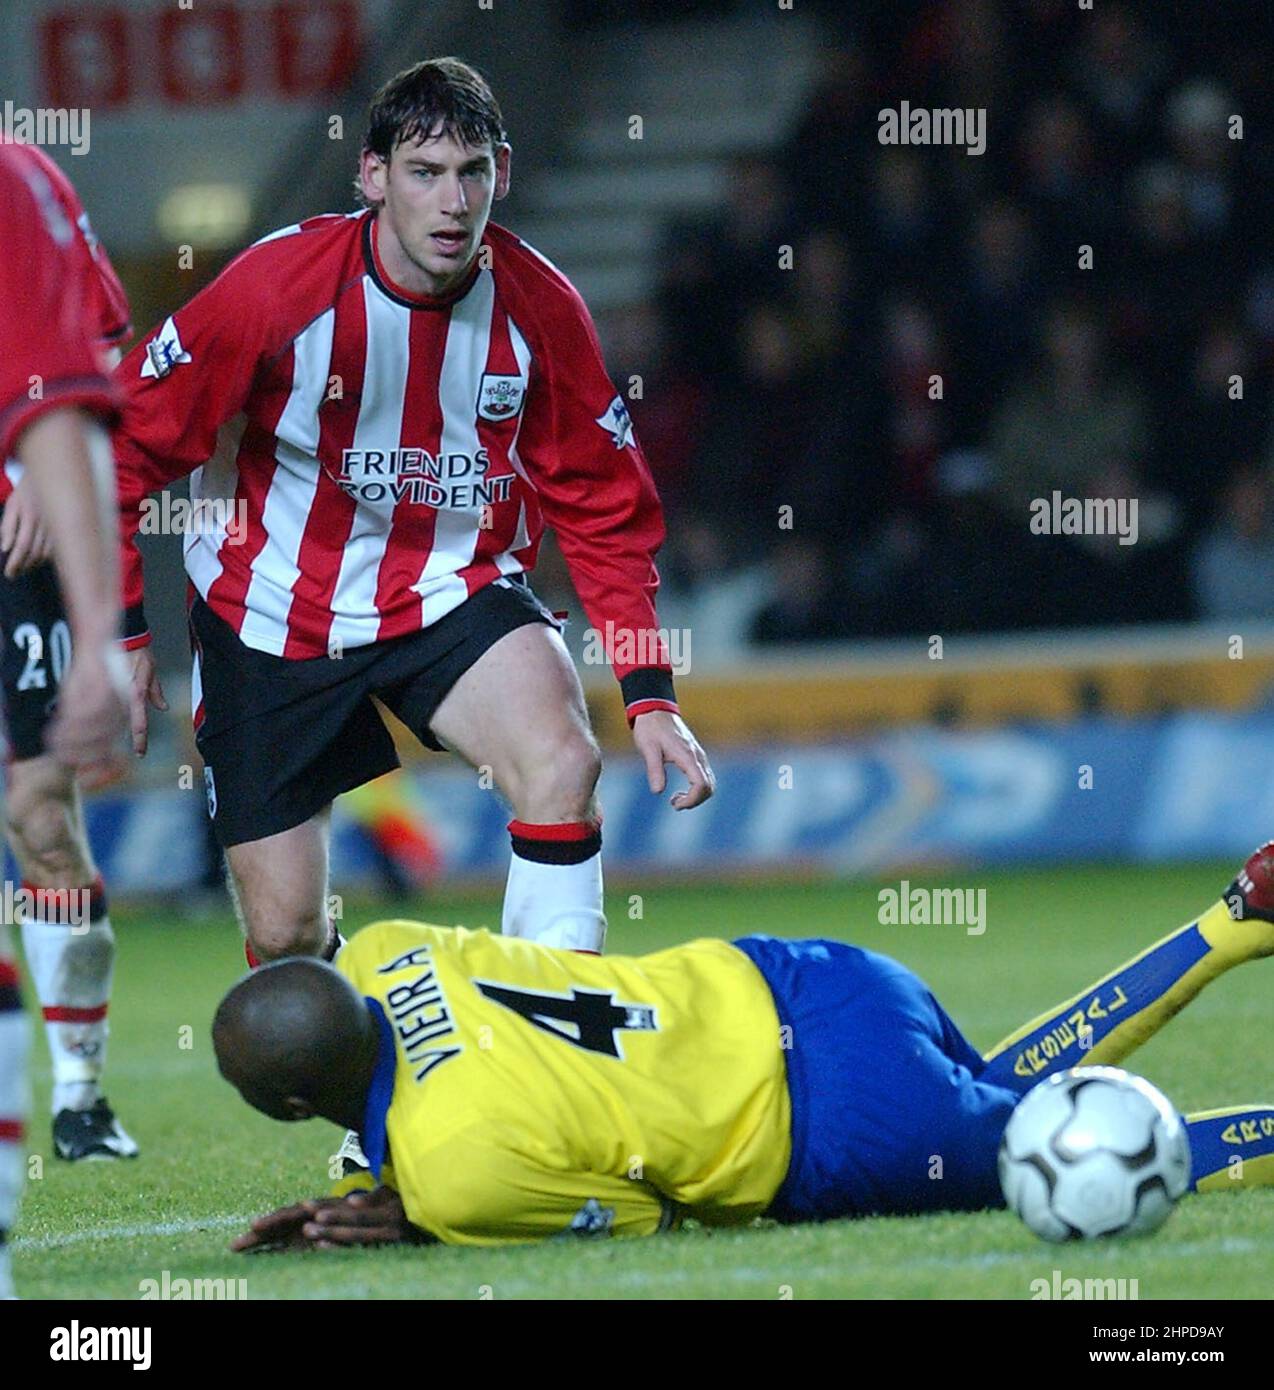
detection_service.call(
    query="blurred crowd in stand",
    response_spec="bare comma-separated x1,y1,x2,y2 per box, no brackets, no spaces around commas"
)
592,0,1274,651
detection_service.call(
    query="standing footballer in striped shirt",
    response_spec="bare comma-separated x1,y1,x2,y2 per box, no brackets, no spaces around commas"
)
118,59,714,974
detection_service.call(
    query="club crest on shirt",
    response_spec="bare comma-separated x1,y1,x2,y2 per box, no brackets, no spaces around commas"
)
595,395,634,450
141,316,192,380
476,373,526,422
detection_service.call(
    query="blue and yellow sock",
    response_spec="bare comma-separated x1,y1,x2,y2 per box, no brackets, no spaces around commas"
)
982,900,1271,1094
1186,1106,1274,1192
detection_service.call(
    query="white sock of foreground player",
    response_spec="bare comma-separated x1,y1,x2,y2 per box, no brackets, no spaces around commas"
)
503,819,606,952
20,878,113,1114
0,937,31,1300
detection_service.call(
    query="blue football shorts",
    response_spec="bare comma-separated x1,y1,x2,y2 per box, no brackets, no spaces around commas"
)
733,935,1018,1222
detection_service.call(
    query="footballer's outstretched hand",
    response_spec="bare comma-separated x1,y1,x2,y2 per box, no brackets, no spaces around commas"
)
127,645,169,756
633,709,715,810
231,1187,416,1253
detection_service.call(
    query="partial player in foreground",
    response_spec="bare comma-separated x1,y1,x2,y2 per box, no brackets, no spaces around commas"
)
217,845,1274,1249
0,145,137,1163
0,142,131,1297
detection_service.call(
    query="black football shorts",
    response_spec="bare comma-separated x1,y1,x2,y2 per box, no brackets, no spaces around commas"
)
0,550,72,761
191,575,561,848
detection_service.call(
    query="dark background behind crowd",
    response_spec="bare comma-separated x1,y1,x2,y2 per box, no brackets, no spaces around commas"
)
584,0,1274,647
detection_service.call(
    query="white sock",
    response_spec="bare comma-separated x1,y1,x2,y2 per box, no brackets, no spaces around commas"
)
21,890,114,1115
0,942,30,1297
503,820,606,952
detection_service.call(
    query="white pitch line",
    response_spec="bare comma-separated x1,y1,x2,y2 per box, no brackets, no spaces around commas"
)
12,1214,248,1252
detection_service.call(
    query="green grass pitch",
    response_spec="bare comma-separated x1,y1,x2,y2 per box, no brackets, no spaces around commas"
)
13,861,1273,1300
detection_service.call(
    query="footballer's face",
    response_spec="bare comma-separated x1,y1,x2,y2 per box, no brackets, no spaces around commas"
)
360,128,511,298
223,1072,313,1124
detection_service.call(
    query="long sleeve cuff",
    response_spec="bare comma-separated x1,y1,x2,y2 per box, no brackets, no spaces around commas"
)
0,378,119,462
121,601,150,648
620,667,679,726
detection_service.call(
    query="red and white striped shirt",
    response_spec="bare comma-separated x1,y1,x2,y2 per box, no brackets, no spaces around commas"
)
0,143,128,476
115,211,677,714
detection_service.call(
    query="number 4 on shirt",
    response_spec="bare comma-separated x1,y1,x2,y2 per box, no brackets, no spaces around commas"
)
473,980,658,1058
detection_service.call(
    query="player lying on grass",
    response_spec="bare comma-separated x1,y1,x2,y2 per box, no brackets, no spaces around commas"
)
217,846,1274,1249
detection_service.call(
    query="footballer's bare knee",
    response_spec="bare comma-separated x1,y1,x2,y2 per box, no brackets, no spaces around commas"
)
225,813,331,961
508,730,602,823
228,875,327,960
4,756,93,887
243,904,328,961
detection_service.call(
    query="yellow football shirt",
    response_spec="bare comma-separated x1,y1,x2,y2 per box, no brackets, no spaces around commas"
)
335,921,792,1245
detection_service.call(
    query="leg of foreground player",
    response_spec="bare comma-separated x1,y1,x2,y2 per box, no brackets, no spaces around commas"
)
224,810,355,1173
977,846,1274,1193
1179,1106,1274,1191
224,809,339,963
429,623,606,952
6,756,135,1159
981,850,1274,1090
0,927,29,1296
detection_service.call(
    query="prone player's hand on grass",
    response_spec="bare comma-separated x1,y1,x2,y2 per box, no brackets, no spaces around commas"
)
47,640,130,789
231,1199,331,1253
0,474,52,578
302,1186,415,1249
232,1187,412,1253
633,710,716,810
127,645,168,756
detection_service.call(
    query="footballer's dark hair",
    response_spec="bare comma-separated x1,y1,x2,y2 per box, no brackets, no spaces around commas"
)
362,56,505,167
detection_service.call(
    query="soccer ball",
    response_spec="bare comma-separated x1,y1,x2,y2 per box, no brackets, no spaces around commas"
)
998,1066,1191,1241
